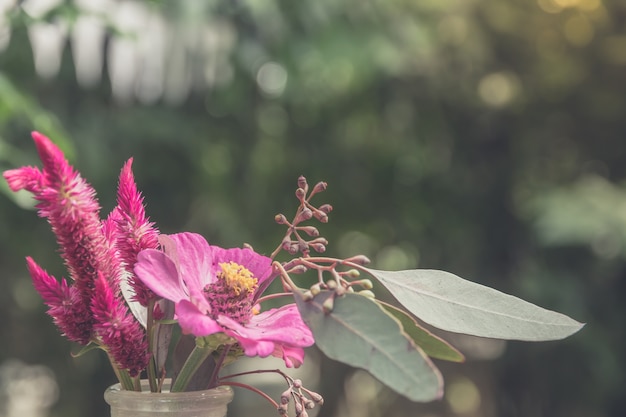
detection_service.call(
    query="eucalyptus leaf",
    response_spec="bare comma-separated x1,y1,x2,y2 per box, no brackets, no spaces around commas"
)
381,302,464,362
296,291,443,402
366,268,584,341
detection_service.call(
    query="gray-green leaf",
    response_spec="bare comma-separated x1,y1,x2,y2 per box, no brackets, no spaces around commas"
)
296,291,443,402
381,302,464,362
366,268,584,341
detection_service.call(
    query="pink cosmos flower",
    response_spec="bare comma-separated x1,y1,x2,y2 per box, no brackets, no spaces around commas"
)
134,232,314,367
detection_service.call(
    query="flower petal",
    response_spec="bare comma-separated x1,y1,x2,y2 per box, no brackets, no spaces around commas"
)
210,246,274,287
168,233,215,293
217,304,314,363
273,345,306,368
235,338,275,357
134,249,188,302
176,300,223,336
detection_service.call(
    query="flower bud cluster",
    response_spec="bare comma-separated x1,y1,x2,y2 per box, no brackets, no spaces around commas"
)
272,176,333,258
299,265,376,306
277,378,324,417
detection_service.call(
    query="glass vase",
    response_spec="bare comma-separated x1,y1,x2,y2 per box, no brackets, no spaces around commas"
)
104,379,233,417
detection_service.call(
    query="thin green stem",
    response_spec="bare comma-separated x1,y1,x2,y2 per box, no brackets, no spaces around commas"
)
107,352,137,390
207,344,232,389
146,299,158,392
170,344,215,392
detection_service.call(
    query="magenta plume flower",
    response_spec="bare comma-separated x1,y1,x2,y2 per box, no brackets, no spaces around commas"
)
91,274,150,376
109,158,160,306
4,132,110,343
3,132,150,378
134,232,314,368
26,257,90,344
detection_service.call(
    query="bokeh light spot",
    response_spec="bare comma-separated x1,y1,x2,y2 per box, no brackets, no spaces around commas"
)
446,376,481,414
375,244,419,270
537,0,563,14
256,61,288,97
477,72,521,107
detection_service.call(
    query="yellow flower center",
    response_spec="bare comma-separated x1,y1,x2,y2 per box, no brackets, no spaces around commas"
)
218,261,258,296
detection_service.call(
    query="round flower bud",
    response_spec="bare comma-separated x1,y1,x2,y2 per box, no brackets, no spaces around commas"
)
288,265,308,274
310,283,321,295
275,214,288,224
318,204,333,214
310,242,326,253
299,226,319,237
308,392,324,404
280,389,292,404
358,290,376,299
358,279,373,289
299,207,313,221
298,175,308,191
295,188,306,200
344,269,360,278
313,210,328,223
344,255,371,265
312,181,327,194
282,238,293,251
322,296,334,313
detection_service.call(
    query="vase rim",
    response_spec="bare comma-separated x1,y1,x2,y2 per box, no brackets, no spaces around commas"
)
104,379,234,405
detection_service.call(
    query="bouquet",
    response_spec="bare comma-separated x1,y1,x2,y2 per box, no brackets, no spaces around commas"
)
3,132,583,415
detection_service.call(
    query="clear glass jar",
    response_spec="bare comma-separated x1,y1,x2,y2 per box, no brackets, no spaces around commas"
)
104,379,233,417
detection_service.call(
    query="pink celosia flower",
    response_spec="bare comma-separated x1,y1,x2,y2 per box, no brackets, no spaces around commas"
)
3,132,149,376
134,232,314,367
26,257,90,344
91,273,150,377
4,132,111,343
108,158,160,306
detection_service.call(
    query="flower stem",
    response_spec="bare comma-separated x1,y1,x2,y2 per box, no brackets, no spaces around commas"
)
108,353,137,390
220,368,290,381
273,261,303,296
146,299,158,392
255,292,294,304
170,344,214,392
207,344,231,389
219,381,279,408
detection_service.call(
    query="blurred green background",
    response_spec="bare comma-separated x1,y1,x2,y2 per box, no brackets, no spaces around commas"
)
0,0,624,416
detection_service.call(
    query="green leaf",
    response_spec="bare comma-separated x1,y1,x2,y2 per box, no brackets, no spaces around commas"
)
380,302,464,362
71,342,103,358
296,291,443,402
366,268,584,341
